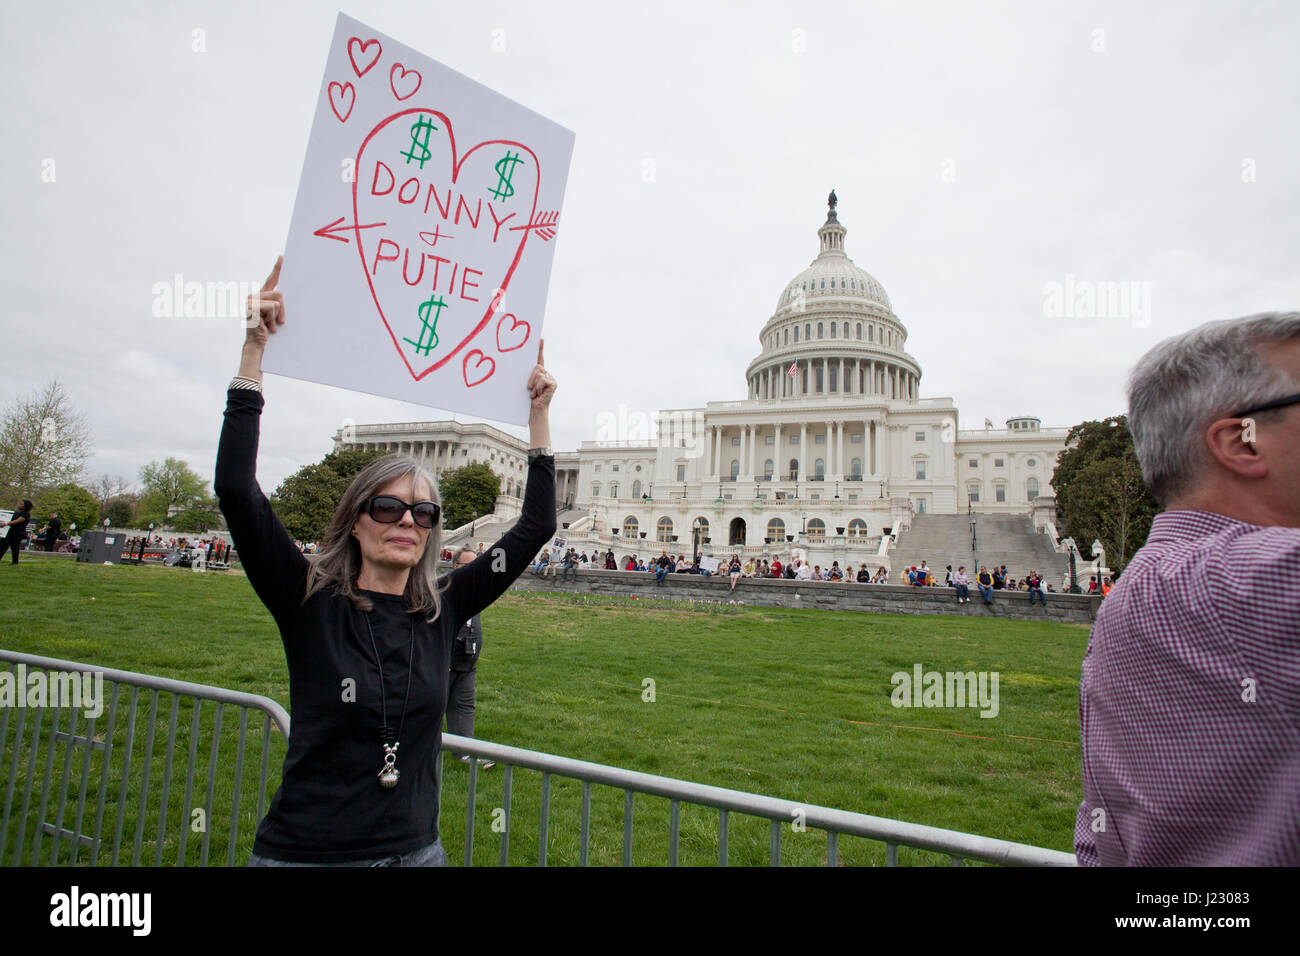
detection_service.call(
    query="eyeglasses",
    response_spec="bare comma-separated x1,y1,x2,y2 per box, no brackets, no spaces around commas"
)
1231,392,1300,418
361,495,441,529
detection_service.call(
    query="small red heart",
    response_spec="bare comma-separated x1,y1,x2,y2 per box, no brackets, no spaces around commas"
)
328,82,355,123
389,63,422,101
463,350,495,387
347,37,382,77
496,313,530,352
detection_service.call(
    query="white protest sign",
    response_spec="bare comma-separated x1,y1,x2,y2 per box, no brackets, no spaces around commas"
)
700,556,720,573
266,13,575,425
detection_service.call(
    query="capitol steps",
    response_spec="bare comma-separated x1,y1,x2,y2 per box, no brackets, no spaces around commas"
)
890,513,1072,586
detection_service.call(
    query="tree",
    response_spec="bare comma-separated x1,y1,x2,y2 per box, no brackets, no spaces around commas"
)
272,463,345,542
1052,416,1159,575
0,380,93,503
169,504,223,533
270,447,386,542
439,463,500,530
101,495,137,528
34,483,99,535
91,473,133,510
138,458,215,527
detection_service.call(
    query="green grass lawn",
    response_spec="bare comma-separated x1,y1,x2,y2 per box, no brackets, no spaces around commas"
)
0,560,1089,866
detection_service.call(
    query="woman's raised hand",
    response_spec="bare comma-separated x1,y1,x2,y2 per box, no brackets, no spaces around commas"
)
527,338,557,413
245,256,286,351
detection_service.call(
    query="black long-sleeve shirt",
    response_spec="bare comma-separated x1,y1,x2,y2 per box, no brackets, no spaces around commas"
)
214,388,555,862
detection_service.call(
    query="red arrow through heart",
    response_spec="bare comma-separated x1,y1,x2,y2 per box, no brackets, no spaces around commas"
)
313,216,388,244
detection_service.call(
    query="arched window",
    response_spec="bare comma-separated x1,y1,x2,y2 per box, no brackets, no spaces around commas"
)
632,479,642,498
847,518,867,537
815,458,825,479
788,458,799,479
850,457,861,478
657,516,674,542
609,483,618,498
843,322,849,338
763,458,774,479
592,483,600,497
805,323,811,339
967,482,981,503
807,518,826,537
868,326,874,342
730,459,740,479
766,517,786,542
794,326,799,342
856,323,862,339
784,329,789,345
994,482,1007,503
623,515,639,537
1027,477,1040,500
817,322,824,339
830,322,836,338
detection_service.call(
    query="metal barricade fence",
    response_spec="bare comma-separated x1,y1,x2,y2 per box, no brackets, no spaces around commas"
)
1,651,289,866
2,651,1075,867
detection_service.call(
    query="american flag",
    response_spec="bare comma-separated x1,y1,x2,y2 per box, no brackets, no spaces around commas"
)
787,361,797,376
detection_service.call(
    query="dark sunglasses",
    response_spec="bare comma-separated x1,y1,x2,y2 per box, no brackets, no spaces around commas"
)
361,495,441,529
1230,392,1300,419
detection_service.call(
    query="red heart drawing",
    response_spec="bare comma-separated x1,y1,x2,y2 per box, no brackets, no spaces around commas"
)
328,82,355,123
352,108,541,382
348,37,382,77
463,350,495,387
496,313,530,352
389,63,422,101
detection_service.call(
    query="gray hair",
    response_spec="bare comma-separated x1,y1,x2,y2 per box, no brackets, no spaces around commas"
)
453,546,477,564
1128,311,1300,506
304,455,446,619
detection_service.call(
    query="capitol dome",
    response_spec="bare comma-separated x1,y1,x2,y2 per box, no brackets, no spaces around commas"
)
746,192,920,404
773,192,892,317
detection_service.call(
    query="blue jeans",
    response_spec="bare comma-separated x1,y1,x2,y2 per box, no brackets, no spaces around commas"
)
248,837,447,867
956,584,969,601
978,585,994,604
655,567,668,584
1028,587,1045,605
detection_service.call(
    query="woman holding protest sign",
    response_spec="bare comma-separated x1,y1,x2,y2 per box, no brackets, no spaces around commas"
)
216,257,557,866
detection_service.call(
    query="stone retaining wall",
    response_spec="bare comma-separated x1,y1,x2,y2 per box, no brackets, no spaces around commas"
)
510,568,1100,624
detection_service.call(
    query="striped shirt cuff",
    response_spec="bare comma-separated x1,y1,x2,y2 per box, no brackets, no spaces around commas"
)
229,376,263,393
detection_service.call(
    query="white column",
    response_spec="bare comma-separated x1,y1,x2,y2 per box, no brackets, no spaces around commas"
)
838,420,845,476
799,422,807,481
839,358,845,394
773,423,782,478
739,424,748,479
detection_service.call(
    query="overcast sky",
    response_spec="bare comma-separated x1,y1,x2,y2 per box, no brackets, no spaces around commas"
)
3,0,1298,494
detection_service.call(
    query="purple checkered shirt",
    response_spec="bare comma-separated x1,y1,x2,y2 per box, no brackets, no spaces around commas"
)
1075,510,1300,865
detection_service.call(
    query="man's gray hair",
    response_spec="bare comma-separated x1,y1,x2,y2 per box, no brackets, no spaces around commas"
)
454,546,477,563
1128,311,1300,506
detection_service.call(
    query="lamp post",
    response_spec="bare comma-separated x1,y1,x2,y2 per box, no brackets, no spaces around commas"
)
801,511,807,535
878,481,885,499
968,496,978,572
692,517,703,566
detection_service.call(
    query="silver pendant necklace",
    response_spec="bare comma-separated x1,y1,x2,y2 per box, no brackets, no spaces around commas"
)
364,612,416,790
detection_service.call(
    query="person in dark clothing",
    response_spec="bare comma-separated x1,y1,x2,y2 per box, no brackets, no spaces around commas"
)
446,547,495,770
1,499,32,564
42,512,62,551
218,258,556,867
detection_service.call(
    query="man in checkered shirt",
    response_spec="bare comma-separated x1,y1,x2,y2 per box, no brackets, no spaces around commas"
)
1076,312,1300,865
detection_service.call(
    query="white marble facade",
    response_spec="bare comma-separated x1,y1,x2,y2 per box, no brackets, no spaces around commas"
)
337,197,1069,561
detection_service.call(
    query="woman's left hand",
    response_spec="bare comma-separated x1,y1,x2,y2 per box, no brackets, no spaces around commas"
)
527,339,556,412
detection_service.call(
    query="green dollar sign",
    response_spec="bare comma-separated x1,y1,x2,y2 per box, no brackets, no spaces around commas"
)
404,295,445,356
489,151,524,200
401,115,437,169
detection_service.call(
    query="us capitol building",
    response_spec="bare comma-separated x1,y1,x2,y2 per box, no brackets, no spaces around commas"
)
334,194,1070,568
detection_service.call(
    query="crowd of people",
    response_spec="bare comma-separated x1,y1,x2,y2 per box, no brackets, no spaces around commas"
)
523,548,1106,603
